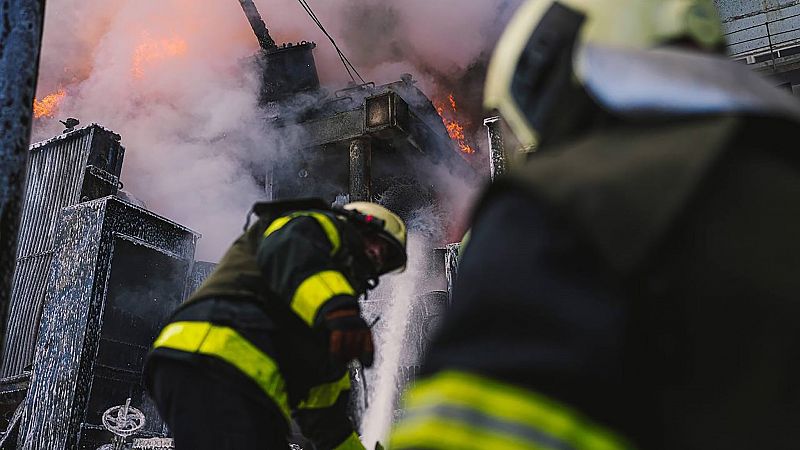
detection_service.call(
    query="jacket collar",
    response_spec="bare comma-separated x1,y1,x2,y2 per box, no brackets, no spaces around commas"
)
577,45,800,122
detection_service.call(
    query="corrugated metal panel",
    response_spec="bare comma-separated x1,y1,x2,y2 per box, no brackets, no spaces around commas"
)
2,255,54,375
15,129,92,258
2,125,117,377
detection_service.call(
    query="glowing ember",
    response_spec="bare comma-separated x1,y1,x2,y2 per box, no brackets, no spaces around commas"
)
132,35,188,79
33,89,67,119
435,94,475,154
448,93,457,111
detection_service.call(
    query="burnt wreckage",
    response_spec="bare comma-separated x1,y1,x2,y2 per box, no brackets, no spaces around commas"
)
0,1,487,448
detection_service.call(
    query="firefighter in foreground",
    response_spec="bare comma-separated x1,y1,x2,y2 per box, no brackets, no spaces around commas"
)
145,199,406,449
391,0,800,448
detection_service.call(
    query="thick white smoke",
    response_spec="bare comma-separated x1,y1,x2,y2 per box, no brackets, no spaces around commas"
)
32,0,520,259
32,0,520,257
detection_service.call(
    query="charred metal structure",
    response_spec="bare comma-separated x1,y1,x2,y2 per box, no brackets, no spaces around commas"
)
12,195,197,450
2,125,125,378
240,1,475,213
0,125,199,450
267,79,476,215
17,196,197,449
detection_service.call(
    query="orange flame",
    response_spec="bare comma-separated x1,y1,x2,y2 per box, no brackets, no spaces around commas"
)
33,89,67,119
132,35,188,79
435,94,475,154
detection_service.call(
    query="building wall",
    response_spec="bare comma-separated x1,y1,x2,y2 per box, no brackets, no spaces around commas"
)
718,0,800,61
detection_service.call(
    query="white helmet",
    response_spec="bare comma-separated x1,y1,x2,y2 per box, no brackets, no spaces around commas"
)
484,0,723,149
343,202,408,274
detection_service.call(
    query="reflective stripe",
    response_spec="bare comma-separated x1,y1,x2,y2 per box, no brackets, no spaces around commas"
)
333,432,366,450
390,371,630,450
298,373,351,409
292,270,355,325
264,211,341,255
153,321,290,419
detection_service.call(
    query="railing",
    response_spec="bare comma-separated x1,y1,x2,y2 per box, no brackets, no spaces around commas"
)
724,5,800,71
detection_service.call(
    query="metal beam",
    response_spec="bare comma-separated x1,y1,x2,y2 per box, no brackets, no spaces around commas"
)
0,0,46,358
484,116,507,181
349,138,372,202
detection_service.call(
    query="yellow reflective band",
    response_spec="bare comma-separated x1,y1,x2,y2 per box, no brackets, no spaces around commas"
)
263,211,341,255
153,321,290,419
390,371,630,450
292,270,355,325
298,373,351,409
333,432,366,450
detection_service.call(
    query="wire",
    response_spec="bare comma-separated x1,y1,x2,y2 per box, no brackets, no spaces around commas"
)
296,0,367,84
297,0,361,82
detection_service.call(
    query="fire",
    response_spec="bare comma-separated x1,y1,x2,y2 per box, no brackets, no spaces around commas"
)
435,93,475,154
33,89,66,119
132,35,188,79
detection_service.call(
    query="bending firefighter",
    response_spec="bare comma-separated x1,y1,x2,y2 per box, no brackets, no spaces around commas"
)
392,0,800,449
145,199,406,449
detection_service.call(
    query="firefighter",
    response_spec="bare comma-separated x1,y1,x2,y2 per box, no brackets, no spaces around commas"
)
390,0,800,449
145,199,406,450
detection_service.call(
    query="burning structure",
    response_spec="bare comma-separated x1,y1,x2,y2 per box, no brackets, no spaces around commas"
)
0,1,485,449
238,0,476,214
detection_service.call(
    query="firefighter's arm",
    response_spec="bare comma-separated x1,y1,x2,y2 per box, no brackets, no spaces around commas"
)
294,372,366,450
256,213,359,327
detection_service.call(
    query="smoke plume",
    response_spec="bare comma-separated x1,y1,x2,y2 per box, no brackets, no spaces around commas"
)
32,0,522,260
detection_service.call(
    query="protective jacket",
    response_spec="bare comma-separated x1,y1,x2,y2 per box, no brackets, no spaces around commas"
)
391,110,800,449
148,199,369,450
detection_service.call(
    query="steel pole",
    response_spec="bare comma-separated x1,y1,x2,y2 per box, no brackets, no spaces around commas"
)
484,116,507,181
349,138,372,202
0,0,46,355
766,21,777,73
238,0,277,51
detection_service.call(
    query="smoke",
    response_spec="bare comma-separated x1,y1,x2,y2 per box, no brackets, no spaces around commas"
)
31,0,521,260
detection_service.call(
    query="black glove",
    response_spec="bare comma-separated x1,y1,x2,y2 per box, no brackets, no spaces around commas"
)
323,308,374,367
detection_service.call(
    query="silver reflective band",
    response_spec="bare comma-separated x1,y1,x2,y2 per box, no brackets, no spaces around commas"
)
402,403,576,450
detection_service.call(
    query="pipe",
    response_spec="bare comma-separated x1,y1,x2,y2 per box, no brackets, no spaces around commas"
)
0,0,46,358
484,116,507,181
349,138,372,202
238,0,277,51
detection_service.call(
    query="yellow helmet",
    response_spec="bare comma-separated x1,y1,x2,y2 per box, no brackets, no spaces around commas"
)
484,0,723,148
343,201,408,274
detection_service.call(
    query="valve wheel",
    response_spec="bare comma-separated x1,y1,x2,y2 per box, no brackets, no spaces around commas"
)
102,398,146,437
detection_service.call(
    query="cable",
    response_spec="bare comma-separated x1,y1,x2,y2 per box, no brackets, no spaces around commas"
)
297,0,353,80
296,0,367,84
298,0,361,82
